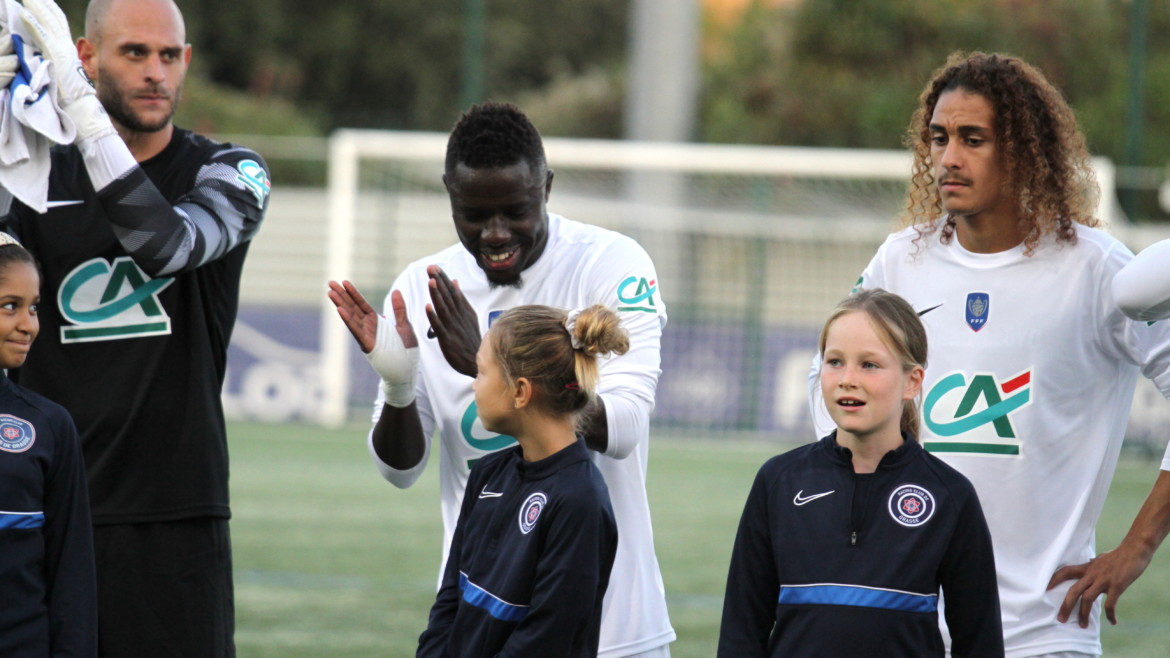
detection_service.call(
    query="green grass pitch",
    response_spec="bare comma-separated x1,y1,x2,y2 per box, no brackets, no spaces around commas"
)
229,421,1170,657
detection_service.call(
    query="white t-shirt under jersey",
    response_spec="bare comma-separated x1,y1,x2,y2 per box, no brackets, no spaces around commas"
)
371,213,675,657
813,222,1170,657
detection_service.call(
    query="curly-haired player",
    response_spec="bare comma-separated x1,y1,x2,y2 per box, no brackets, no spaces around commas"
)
810,52,1170,656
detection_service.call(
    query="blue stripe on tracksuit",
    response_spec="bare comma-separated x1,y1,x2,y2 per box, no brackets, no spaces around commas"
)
0,511,45,530
779,583,938,613
460,572,530,622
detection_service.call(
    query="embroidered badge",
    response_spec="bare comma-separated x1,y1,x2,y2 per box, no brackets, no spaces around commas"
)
888,484,936,527
0,414,36,452
518,492,548,535
965,292,989,332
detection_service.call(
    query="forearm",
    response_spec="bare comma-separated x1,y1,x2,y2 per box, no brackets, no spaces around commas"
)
84,135,265,276
370,402,427,471
1114,469,1170,560
579,397,608,452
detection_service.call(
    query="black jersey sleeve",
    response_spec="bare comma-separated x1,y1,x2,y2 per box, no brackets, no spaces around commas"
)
417,465,484,657
939,484,1005,657
718,464,779,658
42,406,98,656
96,147,269,277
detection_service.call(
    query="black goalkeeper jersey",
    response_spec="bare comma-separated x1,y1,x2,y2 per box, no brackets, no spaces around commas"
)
3,128,269,524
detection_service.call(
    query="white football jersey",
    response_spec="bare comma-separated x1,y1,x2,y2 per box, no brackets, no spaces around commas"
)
372,214,675,656
815,222,1170,657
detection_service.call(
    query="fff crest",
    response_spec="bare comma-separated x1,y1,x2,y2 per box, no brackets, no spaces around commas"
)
965,292,989,332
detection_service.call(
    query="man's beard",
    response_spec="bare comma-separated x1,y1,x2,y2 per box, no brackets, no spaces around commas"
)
487,274,524,291
97,73,180,134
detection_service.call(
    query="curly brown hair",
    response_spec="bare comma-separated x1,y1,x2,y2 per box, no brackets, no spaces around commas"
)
903,52,1099,255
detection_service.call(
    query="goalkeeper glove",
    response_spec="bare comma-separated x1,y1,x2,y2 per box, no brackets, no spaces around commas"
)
20,0,116,142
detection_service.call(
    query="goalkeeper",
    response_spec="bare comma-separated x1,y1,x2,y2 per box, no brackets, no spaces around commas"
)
0,0,269,654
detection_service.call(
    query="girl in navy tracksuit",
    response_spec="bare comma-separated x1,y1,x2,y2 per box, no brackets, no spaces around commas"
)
719,289,1003,657
0,235,97,656
417,304,622,657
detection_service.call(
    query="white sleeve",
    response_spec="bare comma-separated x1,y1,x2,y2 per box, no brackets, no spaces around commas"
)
1113,239,1170,322
1098,241,1170,398
588,236,666,459
367,273,437,488
808,244,888,439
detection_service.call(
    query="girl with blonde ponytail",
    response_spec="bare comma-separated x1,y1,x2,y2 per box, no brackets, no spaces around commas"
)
720,289,1004,657
419,304,624,658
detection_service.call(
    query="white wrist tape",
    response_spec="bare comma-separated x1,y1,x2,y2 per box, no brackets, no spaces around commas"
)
365,313,419,408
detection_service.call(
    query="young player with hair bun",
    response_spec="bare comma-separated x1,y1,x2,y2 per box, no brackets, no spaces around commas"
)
721,289,1003,658
0,235,97,656
418,303,623,658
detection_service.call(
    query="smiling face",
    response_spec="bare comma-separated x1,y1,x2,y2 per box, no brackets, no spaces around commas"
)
445,160,551,289
79,0,191,136
0,261,40,370
930,89,1015,230
820,311,922,447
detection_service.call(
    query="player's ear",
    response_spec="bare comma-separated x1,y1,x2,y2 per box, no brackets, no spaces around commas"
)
77,38,98,82
543,169,554,200
903,365,924,401
513,377,533,410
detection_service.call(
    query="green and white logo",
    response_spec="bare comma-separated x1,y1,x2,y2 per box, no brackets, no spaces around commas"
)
237,159,270,206
58,257,173,343
617,276,658,313
922,369,1033,456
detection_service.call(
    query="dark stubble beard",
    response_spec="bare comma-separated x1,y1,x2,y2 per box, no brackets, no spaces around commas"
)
96,69,181,134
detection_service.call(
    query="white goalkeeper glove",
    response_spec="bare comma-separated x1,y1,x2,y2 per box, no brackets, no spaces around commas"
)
20,0,115,142
366,313,420,408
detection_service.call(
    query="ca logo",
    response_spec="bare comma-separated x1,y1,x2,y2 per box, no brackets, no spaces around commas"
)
617,276,658,313
58,257,173,343
922,370,1033,456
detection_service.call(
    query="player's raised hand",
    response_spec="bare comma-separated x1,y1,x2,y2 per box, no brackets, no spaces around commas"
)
425,265,480,378
328,281,419,407
20,0,115,142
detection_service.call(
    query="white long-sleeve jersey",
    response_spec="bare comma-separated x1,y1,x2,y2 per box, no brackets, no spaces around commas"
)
370,213,675,657
811,222,1170,657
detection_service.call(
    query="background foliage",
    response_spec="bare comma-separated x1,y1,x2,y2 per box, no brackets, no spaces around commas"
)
54,0,1170,196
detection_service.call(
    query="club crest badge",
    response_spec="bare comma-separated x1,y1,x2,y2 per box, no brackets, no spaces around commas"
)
0,414,35,452
518,492,548,535
888,484,936,527
965,292,989,332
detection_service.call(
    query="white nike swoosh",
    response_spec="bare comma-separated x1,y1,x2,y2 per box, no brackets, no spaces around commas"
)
45,200,85,208
793,489,836,506
478,490,503,499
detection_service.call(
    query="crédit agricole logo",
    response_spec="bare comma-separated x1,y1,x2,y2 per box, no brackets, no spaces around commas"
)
922,369,1033,456
58,257,173,343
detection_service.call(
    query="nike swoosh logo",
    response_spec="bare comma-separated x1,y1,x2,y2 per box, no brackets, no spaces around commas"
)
478,489,503,499
793,489,835,506
426,326,437,339
917,303,943,317
46,200,85,208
